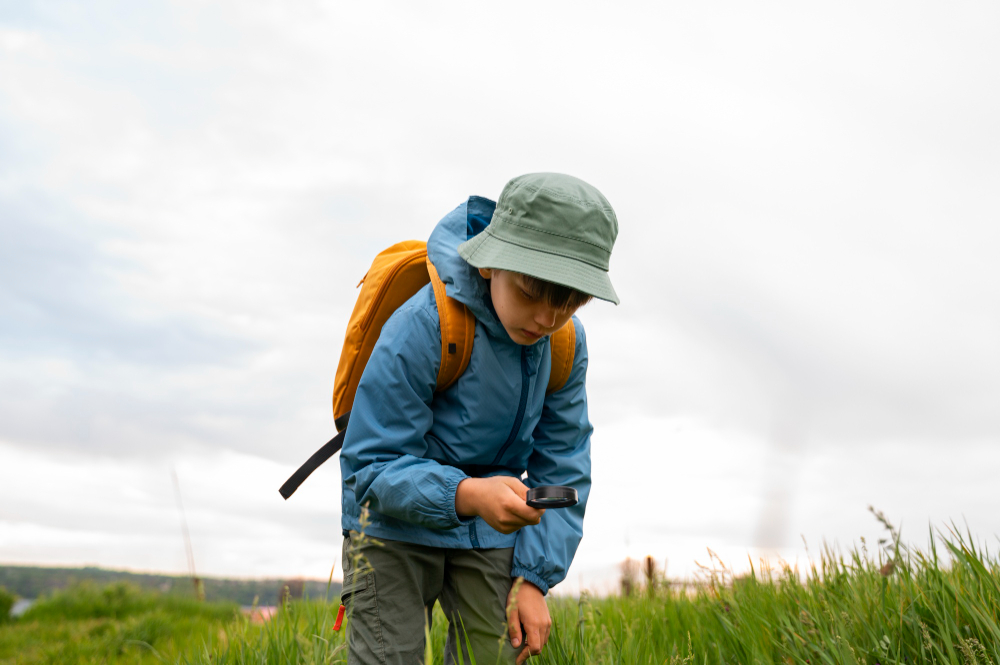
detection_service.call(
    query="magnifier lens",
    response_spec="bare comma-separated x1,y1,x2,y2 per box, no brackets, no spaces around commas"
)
525,485,578,509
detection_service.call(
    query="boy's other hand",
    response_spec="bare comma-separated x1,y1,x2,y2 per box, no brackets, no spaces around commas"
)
455,477,545,534
507,580,550,663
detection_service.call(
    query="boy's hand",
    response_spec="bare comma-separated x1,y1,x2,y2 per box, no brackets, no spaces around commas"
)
455,477,545,534
507,580,550,663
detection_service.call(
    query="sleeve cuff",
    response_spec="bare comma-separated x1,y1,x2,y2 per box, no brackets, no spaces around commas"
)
442,469,469,529
511,567,550,596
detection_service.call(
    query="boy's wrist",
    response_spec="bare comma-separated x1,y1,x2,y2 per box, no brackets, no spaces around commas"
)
511,568,550,595
454,477,481,517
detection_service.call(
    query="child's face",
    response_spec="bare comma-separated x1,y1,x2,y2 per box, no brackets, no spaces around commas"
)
479,268,581,345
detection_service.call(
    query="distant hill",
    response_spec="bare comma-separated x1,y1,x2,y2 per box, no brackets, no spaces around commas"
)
0,565,341,607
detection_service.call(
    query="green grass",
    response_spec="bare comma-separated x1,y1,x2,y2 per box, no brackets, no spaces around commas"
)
187,522,1000,664
0,581,238,665
0,587,14,626
7,518,1000,664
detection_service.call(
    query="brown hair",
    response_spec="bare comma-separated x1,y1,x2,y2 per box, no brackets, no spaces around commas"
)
502,270,593,311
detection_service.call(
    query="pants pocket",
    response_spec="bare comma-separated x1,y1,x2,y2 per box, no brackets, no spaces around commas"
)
342,569,385,665
340,570,369,605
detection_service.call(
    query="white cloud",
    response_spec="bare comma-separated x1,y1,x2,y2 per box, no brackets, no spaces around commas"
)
1,0,998,585
0,441,341,579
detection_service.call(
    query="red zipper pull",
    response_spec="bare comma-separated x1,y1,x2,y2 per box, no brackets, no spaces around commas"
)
333,603,346,631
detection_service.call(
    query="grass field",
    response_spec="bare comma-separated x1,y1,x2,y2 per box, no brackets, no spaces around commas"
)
0,581,237,665
189,514,1000,664
5,516,1000,664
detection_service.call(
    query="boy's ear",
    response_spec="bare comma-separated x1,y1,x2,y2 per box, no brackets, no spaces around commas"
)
478,267,494,279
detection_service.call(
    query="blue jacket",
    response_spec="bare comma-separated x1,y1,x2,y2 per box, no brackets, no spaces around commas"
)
339,196,592,594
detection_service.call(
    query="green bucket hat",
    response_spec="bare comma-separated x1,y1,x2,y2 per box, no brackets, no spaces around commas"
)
457,173,620,304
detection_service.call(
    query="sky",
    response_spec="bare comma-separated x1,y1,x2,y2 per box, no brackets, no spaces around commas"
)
1,0,998,594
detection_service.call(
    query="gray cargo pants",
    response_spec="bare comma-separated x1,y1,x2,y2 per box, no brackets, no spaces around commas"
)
341,533,520,664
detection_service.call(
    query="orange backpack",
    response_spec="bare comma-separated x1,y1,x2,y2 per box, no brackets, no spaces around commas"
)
279,240,577,499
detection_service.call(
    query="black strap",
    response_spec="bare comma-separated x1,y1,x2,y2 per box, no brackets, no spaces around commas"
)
279,430,346,500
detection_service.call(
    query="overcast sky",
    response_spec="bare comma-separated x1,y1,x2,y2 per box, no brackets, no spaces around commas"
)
1,0,998,593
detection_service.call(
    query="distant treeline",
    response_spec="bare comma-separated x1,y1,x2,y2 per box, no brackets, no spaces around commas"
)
0,565,340,607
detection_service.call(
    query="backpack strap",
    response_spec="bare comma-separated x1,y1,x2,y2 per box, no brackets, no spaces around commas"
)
427,257,476,392
278,430,345,500
546,319,576,395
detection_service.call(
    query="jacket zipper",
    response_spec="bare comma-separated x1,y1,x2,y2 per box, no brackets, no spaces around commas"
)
491,346,530,466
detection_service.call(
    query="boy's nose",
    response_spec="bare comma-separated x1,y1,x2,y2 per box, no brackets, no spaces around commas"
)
535,306,557,329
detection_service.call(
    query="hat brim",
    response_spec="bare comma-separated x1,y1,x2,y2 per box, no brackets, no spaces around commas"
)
458,230,620,305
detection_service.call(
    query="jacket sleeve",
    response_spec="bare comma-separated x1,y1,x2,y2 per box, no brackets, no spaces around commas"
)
511,317,592,594
340,296,468,530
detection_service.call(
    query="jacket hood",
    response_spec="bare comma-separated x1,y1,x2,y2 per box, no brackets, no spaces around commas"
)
427,196,510,340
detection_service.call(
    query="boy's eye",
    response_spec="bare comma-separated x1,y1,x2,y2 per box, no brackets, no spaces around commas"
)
520,289,537,301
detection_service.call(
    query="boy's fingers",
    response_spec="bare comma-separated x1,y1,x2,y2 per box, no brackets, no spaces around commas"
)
508,608,522,648
498,477,545,524
525,626,543,656
516,647,531,664
509,500,544,525
500,476,529,500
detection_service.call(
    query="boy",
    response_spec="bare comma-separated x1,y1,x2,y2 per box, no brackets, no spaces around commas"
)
340,173,619,664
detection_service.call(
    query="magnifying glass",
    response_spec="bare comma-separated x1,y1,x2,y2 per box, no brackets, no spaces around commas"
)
525,485,578,509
